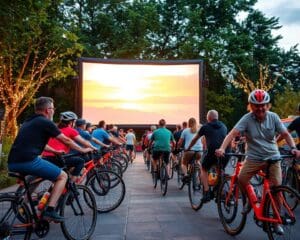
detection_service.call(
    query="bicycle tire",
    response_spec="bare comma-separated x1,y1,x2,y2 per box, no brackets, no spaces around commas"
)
217,176,247,235
0,194,32,240
110,160,123,177
86,170,126,213
160,164,168,196
188,167,203,211
176,164,184,190
113,154,128,173
265,185,300,240
152,163,158,189
285,168,299,194
60,184,97,240
169,157,174,179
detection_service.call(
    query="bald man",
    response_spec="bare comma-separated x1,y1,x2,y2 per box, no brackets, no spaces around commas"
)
187,110,229,202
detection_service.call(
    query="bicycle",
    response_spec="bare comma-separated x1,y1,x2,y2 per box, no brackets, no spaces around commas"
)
151,152,169,196
0,167,97,240
173,149,184,189
188,151,227,211
280,147,299,193
185,150,203,211
218,153,300,240
65,151,126,214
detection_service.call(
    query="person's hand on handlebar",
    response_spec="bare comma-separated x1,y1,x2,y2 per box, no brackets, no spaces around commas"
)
290,147,300,158
54,150,65,156
215,148,225,157
81,147,94,154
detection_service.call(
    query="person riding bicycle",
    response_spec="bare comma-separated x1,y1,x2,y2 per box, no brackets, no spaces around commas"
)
8,97,93,222
74,118,110,161
177,117,203,183
149,119,175,178
42,112,98,180
187,110,229,203
91,120,122,149
215,89,300,234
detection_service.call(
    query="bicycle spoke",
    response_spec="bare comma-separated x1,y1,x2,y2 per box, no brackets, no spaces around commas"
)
60,185,97,240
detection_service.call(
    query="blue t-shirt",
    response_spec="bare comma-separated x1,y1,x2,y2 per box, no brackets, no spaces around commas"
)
8,114,61,163
92,128,110,149
76,128,92,143
181,128,202,151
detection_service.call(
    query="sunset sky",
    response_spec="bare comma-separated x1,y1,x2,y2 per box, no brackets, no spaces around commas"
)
82,62,200,124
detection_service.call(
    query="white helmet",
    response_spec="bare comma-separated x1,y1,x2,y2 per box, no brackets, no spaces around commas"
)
248,89,270,104
60,111,78,121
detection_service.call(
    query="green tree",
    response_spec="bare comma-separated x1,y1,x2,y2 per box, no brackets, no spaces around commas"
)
272,88,300,118
0,0,82,138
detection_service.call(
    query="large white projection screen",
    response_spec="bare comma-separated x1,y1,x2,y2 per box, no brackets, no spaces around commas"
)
81,61,201,125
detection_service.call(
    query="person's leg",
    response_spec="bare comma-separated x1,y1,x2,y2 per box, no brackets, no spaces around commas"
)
10,157,68,221
64,156,85,182
238,160,265,193
201,155,212,192
152,151,159,172
181,152,189,176
162,151,171,177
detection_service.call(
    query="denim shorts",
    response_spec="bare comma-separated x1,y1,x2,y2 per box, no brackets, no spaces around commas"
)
8,156,61,181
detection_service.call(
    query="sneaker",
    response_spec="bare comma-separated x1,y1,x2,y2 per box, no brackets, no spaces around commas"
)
201,191,210,203
274,224,284,235
42,210,64,223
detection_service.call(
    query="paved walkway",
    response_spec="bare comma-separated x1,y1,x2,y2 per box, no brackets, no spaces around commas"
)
1,154,279,239
91,153,267,240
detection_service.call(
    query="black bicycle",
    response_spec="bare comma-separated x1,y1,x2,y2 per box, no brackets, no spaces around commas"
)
0,169,97,239
151,153,169,196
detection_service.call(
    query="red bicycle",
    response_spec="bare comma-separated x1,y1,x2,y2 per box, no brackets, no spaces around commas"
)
218,153,300,240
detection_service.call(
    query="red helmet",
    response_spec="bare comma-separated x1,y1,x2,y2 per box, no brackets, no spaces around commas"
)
248,89,270,104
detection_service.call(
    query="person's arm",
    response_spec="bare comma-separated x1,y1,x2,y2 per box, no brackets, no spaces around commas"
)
74,135,98,150
56,133,93,153
92,137,110,148
186,134,201,151
177,138,183,149
279,130,298,156
109,136,122,146
215,128,240,156
44,144,65,155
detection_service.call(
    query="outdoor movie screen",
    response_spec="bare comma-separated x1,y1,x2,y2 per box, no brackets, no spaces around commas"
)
79,59,203,125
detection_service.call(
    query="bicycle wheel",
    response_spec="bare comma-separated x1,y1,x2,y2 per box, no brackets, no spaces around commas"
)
188,167,204,211
86,170,126,213
176,164,184,190
110,160,123,177
0,195,32,240
112,154,128,173
152,163,158,189
160,164,168,196
217,176,247,235
265,185,300,240
60,185,97,240
169,157,174,179
285,168,299,193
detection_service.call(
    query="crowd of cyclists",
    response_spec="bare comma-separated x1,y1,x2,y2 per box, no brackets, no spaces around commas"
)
2,89,300,239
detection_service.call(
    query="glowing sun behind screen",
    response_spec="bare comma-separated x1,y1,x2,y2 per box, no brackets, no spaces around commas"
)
82,62,200,124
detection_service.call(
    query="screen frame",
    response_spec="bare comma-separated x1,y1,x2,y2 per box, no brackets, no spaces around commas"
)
76,58,206,125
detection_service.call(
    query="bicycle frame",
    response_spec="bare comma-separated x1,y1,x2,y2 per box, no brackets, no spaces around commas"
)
248,171,295,224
